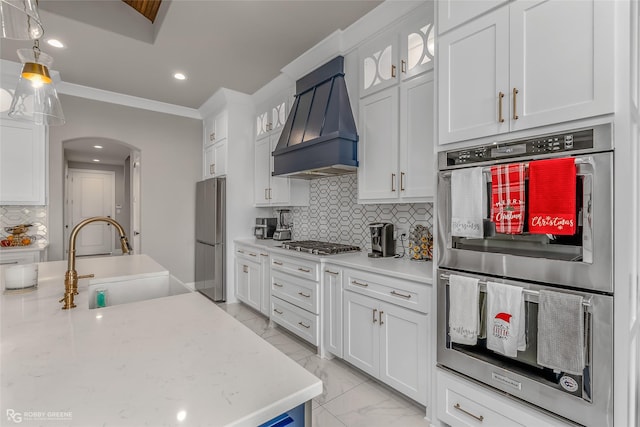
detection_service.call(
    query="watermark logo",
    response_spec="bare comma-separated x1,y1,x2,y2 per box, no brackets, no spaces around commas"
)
6,409,72,423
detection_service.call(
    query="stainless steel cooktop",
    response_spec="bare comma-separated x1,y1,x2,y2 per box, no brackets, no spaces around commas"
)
280,240,360,255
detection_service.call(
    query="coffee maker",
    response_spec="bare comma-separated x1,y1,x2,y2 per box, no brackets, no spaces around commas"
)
368,223,395,258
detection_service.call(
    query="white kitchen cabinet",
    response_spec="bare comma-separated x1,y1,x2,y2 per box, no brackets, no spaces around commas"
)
438,0,614,145
358,72,435,203
0,118,46,205
203,139,227,179
254,134,308,207
255,91,290,139
343,290,428,405
437,0,509,35
202,109,228,179
322,265,343,358
234,251,261,312
437,369,570,427
359,4,433,98
204,110,227,146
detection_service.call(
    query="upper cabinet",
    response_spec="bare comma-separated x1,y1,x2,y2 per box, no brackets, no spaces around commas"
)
203,110,228,179
0,117,46,205
359,5,435,98
437,0,509,34
438,0,614,145
358,4,435,204
255,90,291,139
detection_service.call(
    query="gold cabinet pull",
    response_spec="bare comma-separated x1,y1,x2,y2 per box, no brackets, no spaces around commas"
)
498,92,505,123
391,290,411,299
260,253,268,257
400,172,405,191
391,64,397,78
298,267,311,273
210,164,215,175
391,173,396,192
325,269,339,275
373,308,378,323
242,265,249,273
401,59,406,73
298,291,311,298
512,88,519,120
454,403,484,422
298,321,310,329
379,310,384,325
273,308,283,315
273,282,283,287
351,280,369,287
237,249,245,254
249,253,257,257
273,261,283,266
264,188,269,200
268,188,272,200
210,132,215,142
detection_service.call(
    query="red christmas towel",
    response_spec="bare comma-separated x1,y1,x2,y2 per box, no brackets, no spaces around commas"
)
491,164,526,234
528,158,576,235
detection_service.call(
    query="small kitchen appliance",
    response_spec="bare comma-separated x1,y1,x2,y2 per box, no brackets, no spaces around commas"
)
254,218,276,239
273,209,292,241
368,223,395,258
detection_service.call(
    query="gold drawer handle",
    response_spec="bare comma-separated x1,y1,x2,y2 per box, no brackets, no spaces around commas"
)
379,310,384,325
373,308,377,323
237,250,245,254
391,173,396,192
454,403,484,422
351,280,368,287
249,253,257,257
325,269,339,275
390,290,411,299
298,321,310,329
512,87,519,120
260,253,268,257
273,308,284,315
298,292,310,298
273,261,283,266
498,91,505,123
298,267,311,273
273,283,283,287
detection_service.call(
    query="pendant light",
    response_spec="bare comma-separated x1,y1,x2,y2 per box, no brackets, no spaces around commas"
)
0,0,43,40
8,40,65,125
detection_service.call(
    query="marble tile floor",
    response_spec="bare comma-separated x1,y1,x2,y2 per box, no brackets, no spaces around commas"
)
216,302,430,427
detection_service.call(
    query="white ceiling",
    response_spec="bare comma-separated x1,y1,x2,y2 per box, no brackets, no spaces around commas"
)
0,0,382,109
1,0,382,165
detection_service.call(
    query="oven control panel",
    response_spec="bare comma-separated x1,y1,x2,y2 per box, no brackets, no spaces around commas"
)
442,129,594,166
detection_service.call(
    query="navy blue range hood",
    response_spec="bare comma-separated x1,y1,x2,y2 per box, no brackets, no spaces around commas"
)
272,56,359,179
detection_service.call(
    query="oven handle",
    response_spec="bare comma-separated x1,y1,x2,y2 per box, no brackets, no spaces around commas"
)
438,156,595,175
439,273,592,308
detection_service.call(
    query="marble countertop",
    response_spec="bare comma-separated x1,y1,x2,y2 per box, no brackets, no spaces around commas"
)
1,255,322,426
234,238,433,284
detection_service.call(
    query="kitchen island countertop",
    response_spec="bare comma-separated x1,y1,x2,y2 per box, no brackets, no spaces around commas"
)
235,238,433,284
1,254,321,426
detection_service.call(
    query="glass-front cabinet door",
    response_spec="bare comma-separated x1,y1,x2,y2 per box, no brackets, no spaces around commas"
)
359,30,400,98
400,11,435,81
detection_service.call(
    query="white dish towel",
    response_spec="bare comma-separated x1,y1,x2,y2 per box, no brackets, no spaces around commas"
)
451,167,485,238
448,274,480,345
486,281,526,357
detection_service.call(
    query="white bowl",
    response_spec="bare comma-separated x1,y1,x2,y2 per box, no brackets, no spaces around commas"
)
4,263,38,290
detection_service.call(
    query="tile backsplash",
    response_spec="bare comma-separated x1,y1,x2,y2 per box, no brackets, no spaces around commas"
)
275,174,433,253
0,206,48,241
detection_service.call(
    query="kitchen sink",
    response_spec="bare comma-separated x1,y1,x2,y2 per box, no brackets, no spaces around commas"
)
87,273,190,309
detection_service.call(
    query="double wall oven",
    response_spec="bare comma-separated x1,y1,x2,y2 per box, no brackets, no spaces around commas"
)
436,124,614,426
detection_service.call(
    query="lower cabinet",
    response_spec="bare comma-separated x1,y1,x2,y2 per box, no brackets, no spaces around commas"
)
234,244,270,314
343,289,428,405
437,369,571,427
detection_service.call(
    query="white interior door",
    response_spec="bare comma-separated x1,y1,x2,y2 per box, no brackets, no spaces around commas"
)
130,151,141,253
69,169,115,256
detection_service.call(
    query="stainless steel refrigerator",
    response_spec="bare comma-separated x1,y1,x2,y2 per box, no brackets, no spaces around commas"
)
195,177,225,301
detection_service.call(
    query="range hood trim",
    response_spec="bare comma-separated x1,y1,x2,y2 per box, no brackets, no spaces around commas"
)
272,130,357,156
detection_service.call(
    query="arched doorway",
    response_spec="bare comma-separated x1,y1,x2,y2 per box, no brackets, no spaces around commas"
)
63,137,141,257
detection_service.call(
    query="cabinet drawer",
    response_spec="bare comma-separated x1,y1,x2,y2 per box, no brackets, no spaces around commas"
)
235,245,261,260
437,370,568,427
271,254,319,282
344,269,429,313
271,296,319,346
271,270,319,314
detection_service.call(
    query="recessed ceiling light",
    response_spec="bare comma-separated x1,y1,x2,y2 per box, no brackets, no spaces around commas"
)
47,39,64,48
174,73,186,80
93,145,103,149
92,159,100,162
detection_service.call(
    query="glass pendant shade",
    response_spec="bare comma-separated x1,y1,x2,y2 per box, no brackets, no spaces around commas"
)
0,0,43,40
8,46,65,126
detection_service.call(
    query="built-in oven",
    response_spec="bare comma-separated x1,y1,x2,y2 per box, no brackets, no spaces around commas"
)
436,124,615,426
437,124,613,293
437,269,613,426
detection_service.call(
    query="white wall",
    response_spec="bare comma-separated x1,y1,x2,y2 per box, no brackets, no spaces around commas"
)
49,95,202,283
